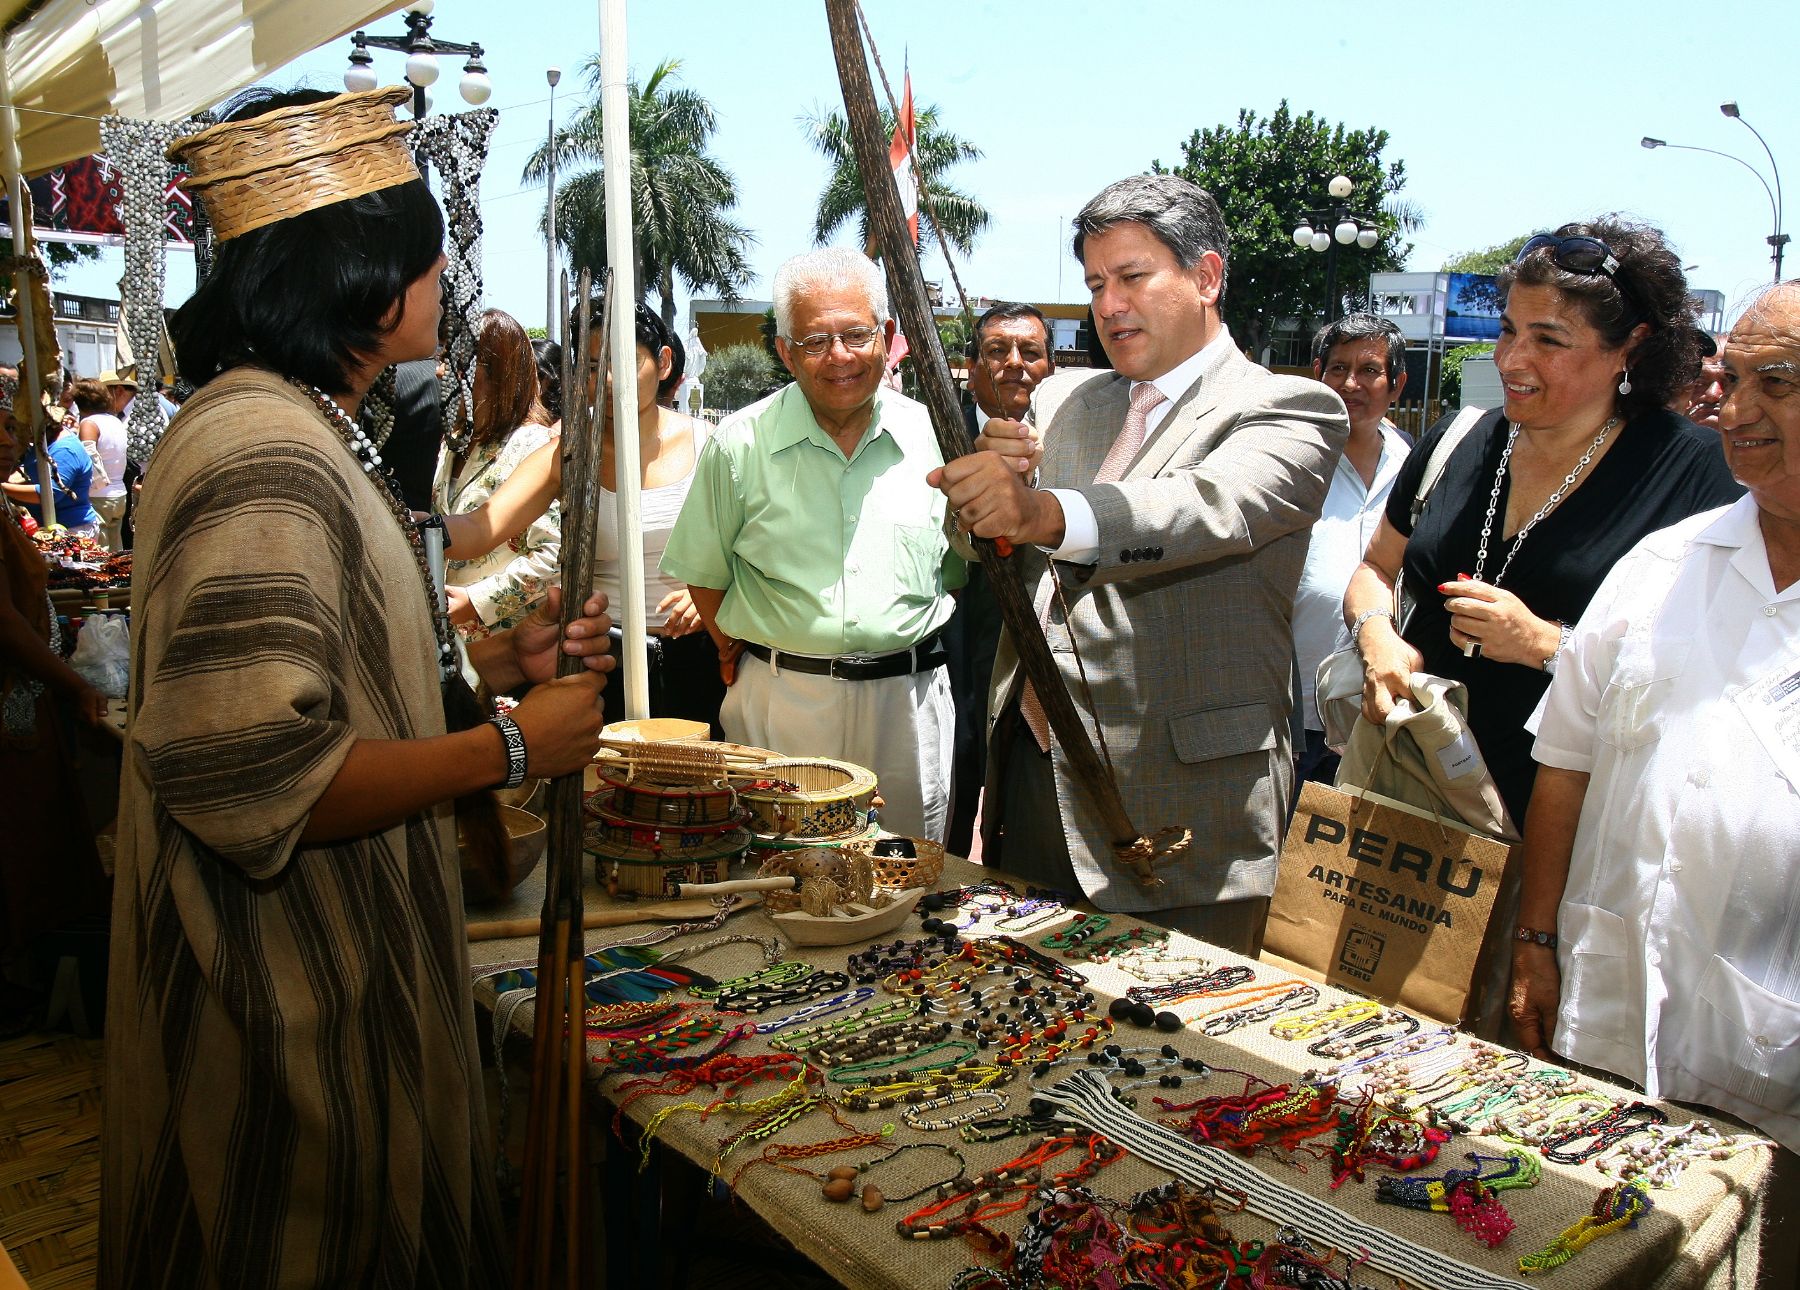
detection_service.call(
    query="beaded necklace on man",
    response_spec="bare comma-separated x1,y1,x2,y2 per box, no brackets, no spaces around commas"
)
288,379,459,683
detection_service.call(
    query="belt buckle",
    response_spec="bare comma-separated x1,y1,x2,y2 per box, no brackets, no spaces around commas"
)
831,652,878,680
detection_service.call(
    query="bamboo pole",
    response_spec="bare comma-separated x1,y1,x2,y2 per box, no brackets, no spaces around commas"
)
821,0,1168,887
512,270,607,1289
600,0,650,721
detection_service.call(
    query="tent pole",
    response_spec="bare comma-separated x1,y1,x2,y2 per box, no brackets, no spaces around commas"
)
0,39,55,532
600,0,647,720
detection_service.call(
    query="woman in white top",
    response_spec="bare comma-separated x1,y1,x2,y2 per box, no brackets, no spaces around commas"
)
75,376,130,549
439,305,722,733
436,308,561,637
591,305,722,734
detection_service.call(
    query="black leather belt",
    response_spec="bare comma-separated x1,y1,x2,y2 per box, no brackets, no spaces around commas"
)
742,632,947,681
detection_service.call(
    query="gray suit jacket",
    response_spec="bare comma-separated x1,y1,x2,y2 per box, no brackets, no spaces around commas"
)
986,344,1347,911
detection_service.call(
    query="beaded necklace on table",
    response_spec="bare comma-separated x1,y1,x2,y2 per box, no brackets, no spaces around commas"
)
767,995,920,1053
1108,937,1212,984
1376,1149,1542,1249
1125,964,1255,1009
1038,911,1110,951
1539,1100,1670,1164
1058,924,1166,964
836,1064,1008,1114
893,1131,1125,1255
288,380,459,683
1197,981,1320,1037
1592,1118,1777,1189
847,934,964,984
1517,1181,1652,1277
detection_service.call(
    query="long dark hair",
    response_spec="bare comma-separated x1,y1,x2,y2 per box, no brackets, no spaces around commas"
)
471,309,544,447
171,88,445,395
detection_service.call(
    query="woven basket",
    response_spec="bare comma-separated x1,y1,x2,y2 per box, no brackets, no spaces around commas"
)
587,766,738,828
170,87,418,242
737,758,877,838
754,846,882,915
584,818,750,899
840,835,945,892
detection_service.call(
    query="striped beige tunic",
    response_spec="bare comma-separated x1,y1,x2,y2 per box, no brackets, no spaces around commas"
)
102,369,506,1288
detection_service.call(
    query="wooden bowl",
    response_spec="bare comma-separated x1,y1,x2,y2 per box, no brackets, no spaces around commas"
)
460,804,547,905
769,887,928,947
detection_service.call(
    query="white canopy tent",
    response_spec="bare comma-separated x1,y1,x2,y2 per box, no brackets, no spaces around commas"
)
1,0,406,175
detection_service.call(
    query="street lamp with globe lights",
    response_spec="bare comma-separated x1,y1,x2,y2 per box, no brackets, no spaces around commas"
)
1290,174,1382,325
344,1,492,125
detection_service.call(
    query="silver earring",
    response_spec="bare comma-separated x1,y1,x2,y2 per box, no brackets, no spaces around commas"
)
1618,367,1633,396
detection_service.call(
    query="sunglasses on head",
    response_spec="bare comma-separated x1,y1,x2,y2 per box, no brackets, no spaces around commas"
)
1516,234,1621,279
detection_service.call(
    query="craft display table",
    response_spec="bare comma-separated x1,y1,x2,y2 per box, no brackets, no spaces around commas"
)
466,856,1770,1290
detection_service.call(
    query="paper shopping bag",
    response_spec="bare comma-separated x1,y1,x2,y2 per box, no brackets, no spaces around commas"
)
1264,780,1514,1031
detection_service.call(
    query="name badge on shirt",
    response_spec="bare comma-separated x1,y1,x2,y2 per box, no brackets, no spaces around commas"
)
1736,658,1800,793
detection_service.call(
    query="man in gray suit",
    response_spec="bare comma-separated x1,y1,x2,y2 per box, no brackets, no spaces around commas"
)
930,173,1347,955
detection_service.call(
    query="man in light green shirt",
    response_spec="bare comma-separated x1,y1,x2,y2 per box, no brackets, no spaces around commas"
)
663,247,964,841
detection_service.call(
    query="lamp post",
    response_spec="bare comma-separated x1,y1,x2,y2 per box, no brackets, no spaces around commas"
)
343,0,492,129
1290,174,1381,326
545,67,562,344
1648,133,1785,278
1719,102,1786,280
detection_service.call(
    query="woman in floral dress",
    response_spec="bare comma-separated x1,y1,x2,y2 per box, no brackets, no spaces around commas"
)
439,308,561,637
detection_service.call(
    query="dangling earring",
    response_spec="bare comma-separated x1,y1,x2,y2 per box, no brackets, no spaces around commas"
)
1618,367,1633,396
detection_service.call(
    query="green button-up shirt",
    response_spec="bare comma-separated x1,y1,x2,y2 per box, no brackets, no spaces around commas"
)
662,383,964,656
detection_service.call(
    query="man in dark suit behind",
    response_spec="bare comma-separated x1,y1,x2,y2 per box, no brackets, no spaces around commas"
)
945,303,1055,856
931,174,1346,955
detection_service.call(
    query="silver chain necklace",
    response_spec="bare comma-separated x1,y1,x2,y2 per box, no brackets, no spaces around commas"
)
1474,417,1618,588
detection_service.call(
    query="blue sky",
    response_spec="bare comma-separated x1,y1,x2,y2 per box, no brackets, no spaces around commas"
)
61,0,1800,334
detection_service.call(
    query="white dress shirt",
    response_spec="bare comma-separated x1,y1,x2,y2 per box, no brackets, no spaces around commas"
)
1045,327,1239,564
1294,424,1411,731
1528,496,1800,1151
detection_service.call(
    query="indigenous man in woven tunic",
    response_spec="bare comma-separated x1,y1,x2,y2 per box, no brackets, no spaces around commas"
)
102,88,614,1289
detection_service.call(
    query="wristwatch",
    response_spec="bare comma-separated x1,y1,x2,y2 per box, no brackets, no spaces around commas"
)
1541,621,1575,675
488,713,528,789
1513,926,1558,949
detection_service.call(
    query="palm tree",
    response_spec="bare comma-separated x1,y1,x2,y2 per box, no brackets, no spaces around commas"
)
524,57,755,328
800,104,989,257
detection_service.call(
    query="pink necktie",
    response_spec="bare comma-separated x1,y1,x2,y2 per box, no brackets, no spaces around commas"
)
1020,382,1167,751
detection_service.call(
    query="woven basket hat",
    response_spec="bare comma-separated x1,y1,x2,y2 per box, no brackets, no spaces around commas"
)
169,86,418,243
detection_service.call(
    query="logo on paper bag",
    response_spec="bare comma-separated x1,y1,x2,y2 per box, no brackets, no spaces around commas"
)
1338,929,1385,979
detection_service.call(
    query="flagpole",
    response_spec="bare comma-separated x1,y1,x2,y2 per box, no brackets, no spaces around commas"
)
600,0,649,721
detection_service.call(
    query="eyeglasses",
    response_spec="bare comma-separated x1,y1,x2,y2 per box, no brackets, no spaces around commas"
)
788,326,881,357
1516,234,1621,279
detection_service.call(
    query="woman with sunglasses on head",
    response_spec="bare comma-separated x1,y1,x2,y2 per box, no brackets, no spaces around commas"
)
1342,218,1742,826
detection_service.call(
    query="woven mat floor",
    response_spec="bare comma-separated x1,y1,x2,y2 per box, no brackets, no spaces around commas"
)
0,1032,103,1290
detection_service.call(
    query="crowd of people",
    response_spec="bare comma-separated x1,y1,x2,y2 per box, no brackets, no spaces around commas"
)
0,81,1787,1284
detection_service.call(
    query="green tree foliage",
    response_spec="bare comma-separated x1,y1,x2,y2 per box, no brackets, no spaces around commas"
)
1155,101,1416,361
1,238,101,294
800,104,988,257
524,57,754,329
704,342,781,413
1443,235,1535,275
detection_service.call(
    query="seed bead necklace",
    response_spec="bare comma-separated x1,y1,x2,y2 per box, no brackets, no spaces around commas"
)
289,379,458,682
1476,416,1619,587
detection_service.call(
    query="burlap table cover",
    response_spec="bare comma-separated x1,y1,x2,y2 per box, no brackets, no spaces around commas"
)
467,856,1770,1290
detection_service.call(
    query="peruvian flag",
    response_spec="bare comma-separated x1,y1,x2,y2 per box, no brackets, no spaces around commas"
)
888,70,919,248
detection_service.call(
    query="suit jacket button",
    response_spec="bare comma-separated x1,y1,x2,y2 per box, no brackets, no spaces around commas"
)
1119,549,1133,563
1153,546,1164,559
